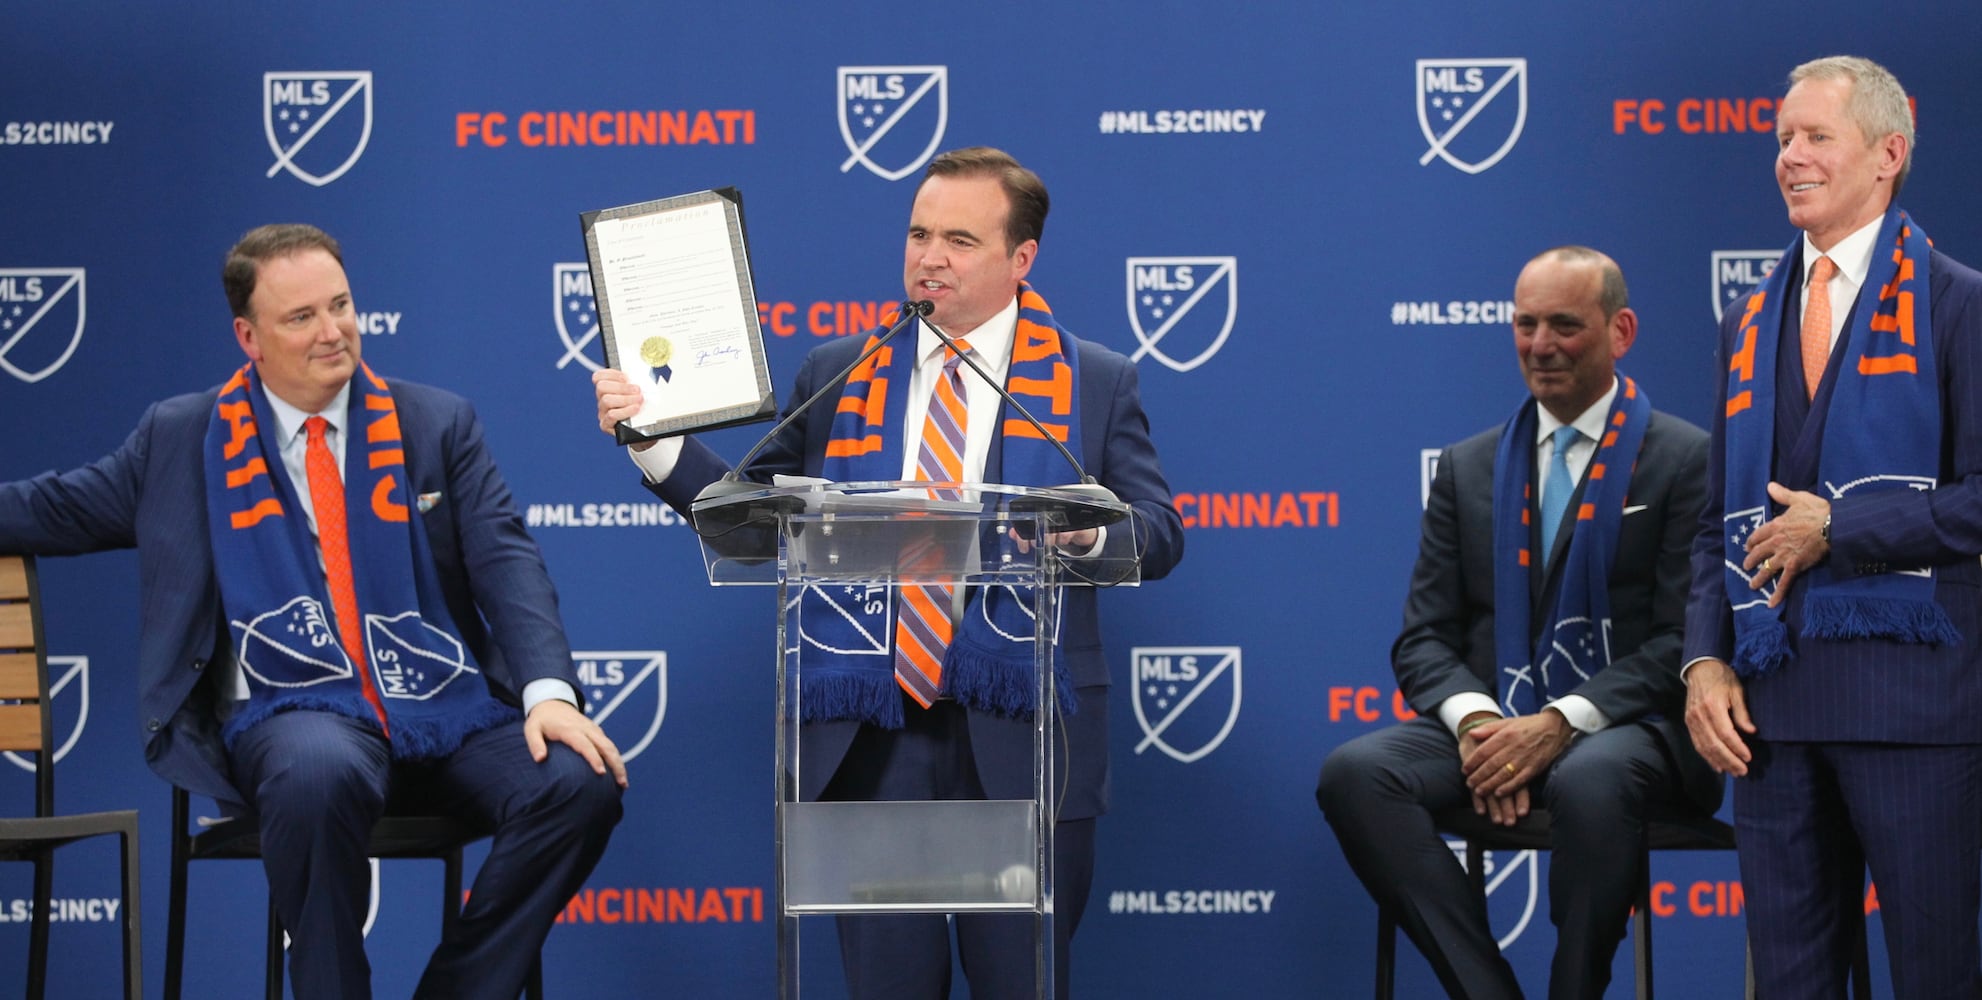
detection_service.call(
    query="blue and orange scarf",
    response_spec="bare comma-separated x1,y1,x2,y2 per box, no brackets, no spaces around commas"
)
798,283,1082,728
1492,378,1651,715
204,363,517,754
1720,206,1955,678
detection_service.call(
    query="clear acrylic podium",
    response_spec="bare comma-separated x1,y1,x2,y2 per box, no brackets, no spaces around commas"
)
690,481,1141,999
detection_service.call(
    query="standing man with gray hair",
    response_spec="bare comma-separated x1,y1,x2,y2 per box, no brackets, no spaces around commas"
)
1683,56,1982,994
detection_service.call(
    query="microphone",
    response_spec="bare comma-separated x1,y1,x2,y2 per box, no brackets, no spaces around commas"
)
693,299,933,509
848,863,1038,904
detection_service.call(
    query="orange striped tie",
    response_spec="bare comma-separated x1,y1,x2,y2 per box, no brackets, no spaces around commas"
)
1802,255,1838,401
894,339,972,707
304,417,390,734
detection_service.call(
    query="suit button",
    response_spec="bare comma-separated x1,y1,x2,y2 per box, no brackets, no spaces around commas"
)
190,659,204,671
145,719,162,733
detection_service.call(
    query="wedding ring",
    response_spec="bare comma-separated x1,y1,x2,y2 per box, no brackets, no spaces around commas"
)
1763,557,1773,572
1504,762,1516,775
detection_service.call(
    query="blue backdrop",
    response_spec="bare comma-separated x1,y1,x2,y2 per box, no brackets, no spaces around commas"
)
5,1,1981,995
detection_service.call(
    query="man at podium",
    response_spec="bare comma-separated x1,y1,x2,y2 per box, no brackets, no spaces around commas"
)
592,146,1185,997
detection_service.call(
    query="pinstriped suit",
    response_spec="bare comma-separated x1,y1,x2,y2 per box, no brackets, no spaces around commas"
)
1684,247,1982,996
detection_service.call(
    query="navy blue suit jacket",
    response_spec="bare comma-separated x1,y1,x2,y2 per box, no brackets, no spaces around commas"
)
1684,247,1982,743
0,378,579,804
649,321,1184,820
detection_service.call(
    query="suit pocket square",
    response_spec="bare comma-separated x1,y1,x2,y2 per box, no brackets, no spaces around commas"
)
417,492,443,513
1623,504,1649,515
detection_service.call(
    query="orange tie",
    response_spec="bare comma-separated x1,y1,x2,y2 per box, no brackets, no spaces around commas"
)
303,416,389,734
1802,255,1838,400
893,338,972,708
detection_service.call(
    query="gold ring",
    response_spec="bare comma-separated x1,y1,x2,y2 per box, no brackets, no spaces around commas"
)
1762,558,1772,572
1504,762,1516,775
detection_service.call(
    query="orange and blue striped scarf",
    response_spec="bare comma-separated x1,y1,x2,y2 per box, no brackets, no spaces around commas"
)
1491,379,1650,715
204,363,517,754
1720,206,1954,677
802,283,1082,728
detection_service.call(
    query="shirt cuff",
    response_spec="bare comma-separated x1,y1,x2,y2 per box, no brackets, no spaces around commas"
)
629,435,686,483
1680,655,1721,682
1543,694,1609,734
1061,524,1107,558
1436,692,1502,737
522,678,579,716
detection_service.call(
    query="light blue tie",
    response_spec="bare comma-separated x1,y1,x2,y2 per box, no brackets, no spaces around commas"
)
1540,425,1579,560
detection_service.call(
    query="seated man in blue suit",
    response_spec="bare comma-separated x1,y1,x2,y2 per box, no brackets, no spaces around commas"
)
1318,247,1719,999
0,224,626,1000
1684,56,1982,996
592,146,1185,998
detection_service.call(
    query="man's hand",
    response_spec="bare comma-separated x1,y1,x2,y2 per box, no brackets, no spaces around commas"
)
1743,482,1830,607
1455,712,1536,826
1463,710,1575,817
525,699,629,788
1008,527,1100,554
1683,658,1755,777
592,368,654,453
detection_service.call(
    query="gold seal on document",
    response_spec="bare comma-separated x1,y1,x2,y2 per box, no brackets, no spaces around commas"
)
640,336,674,367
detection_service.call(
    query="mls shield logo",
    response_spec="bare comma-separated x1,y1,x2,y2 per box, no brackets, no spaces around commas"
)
2,657,89,771
1421,447,1442,510
1125,257,1237,373
0,268,86,384
838,65,948,181
1450,843,1542,949
1711,250,1783,322
1417,58,1528,174
572,651,668,763
553,263,602,372
234,596,353,688
1130,646,1240,763
367,612,477,701
263,71,374,187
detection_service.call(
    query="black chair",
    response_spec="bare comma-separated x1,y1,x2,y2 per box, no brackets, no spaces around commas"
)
0,553,143,1000
164,778,546,999
1371,807,1872,999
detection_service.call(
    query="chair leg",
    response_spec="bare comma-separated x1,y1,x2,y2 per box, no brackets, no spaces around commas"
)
526,954,544,1000
1374,907,1396,1000
165,791,191,1000
1633,859,1653,1000
1849,912,1872,999
266,898,285,1000
443,847,463,939
120,827,143,1000
27,850,51,1000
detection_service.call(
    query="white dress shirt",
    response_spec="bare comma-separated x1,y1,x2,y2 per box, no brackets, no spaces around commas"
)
1800,214,1884,357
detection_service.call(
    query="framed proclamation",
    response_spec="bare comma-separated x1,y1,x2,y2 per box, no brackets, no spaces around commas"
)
581,187,778,442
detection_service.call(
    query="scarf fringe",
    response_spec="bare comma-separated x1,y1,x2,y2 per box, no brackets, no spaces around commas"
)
798,671,904,729
1732,620,1792,679
945,637,1078,721
1804,594,1961,647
